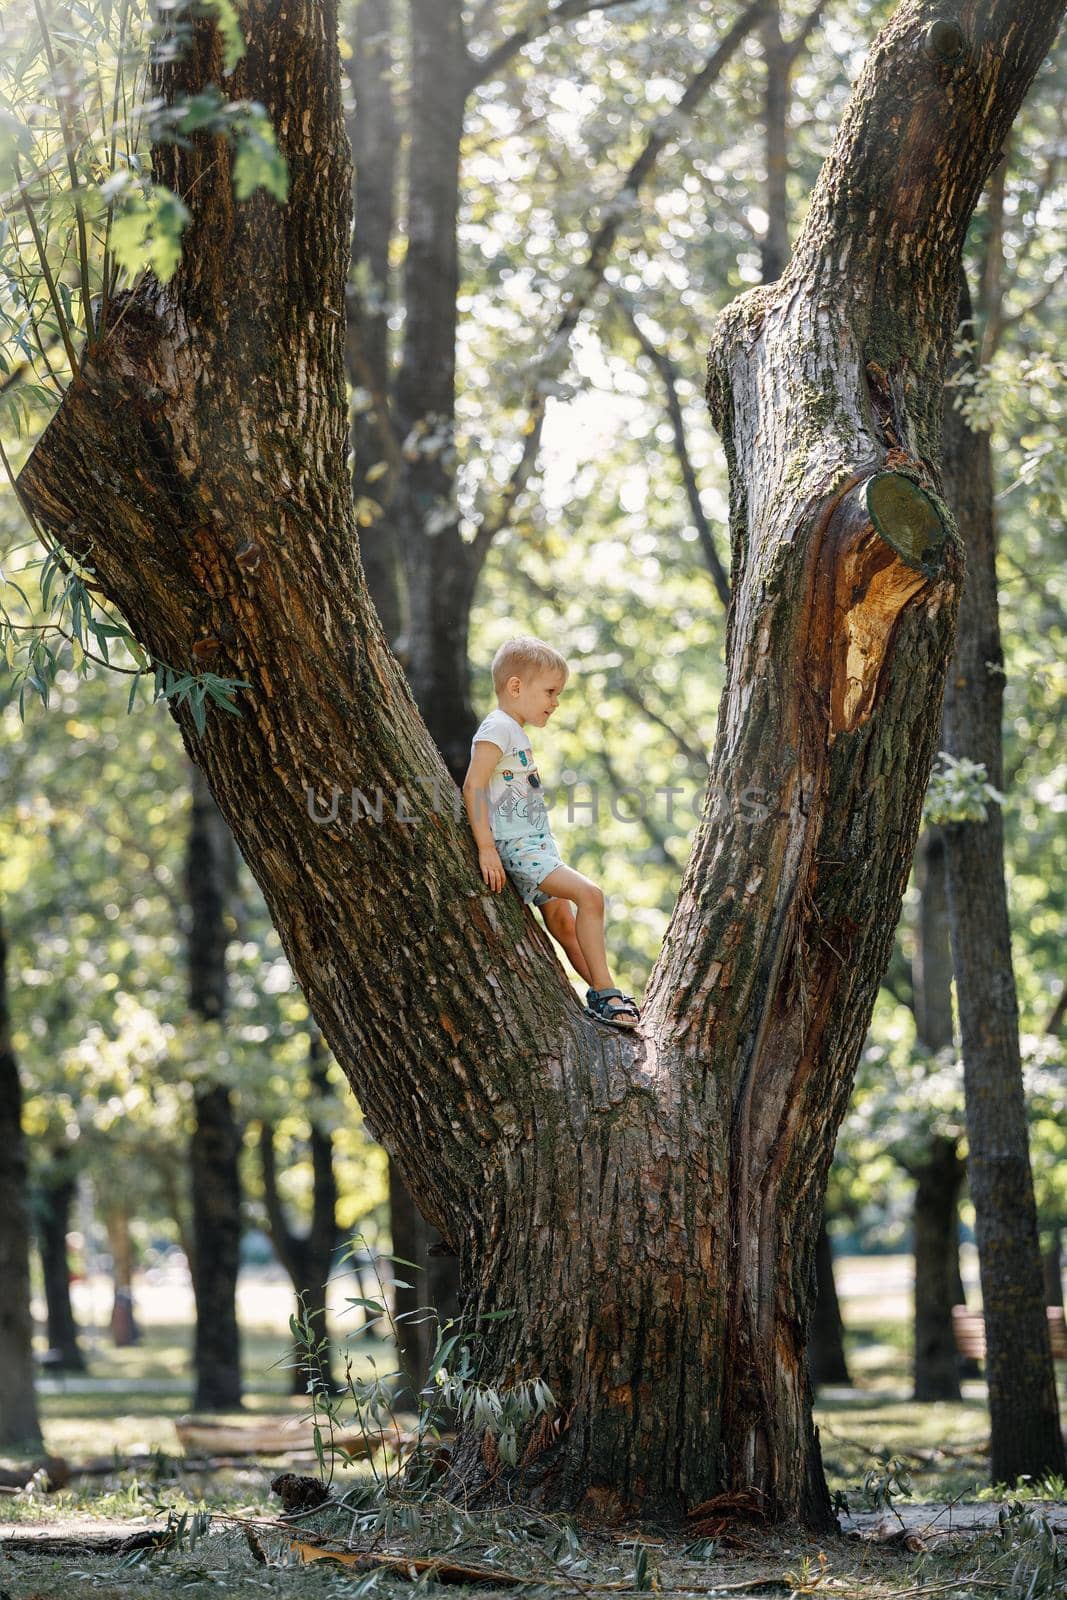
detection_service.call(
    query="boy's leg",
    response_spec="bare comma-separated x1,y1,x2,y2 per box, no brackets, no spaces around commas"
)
540,897,595,985
536,864,612,991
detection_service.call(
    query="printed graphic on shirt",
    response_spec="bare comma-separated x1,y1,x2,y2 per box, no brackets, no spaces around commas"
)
470,710,550,839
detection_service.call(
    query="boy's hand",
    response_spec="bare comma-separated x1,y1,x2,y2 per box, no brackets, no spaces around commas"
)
479,845,506,892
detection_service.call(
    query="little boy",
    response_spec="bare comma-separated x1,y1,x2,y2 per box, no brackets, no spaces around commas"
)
462,635,640,1030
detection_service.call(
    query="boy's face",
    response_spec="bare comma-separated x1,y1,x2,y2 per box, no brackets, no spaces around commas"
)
505,667,566,727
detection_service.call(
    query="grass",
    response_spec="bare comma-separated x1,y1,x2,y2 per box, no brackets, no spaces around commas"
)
1,1284,1064,1600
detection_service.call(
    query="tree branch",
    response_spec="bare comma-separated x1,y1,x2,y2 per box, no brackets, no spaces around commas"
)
610,288,732,609
785,0,827,65
468,0,639,88
469,0,770,566
994,100,1065,305
999,264,1066,332
516,564,710,769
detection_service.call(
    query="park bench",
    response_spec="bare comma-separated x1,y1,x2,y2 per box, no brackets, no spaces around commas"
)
952,1305,1067,1362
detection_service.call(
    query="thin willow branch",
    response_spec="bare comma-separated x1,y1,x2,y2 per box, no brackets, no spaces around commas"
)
10,155,82,377
101,0,135,335
469,0,770,565
33,0,97,350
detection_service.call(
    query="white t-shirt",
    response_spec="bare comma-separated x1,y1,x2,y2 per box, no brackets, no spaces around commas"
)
470,707,550,840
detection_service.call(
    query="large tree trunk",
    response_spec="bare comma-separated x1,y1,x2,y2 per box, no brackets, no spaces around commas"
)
187,764,243,1411
0,909,43,1448
17,0,1065,1527
908,830,964,1400
35,1157,88,1372
940,282,1065,1483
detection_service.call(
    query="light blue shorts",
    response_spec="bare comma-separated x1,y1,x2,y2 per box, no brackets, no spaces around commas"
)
496,830,564,907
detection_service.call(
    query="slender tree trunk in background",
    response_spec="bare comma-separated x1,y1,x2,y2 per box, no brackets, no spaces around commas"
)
0,909,42,1448
351,0,467,1349
911,1139,966,1400
807,1221,850,1387
35,1158,87,1371
913,830,954,1050
349,0,404,649
103,1206,140,1347
18,0,1065,1526
908,830,964,1400
259,1029,339,1395
187,763,243,1411
1043,1230,1064,1311
388,1156,432,1404
760,5,790,282
159,1155,196,1271
392,0,477,778
941,279,1065,1483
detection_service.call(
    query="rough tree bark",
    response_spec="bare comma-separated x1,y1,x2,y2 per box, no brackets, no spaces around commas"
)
35,1153,88,1371
186,763,243,1410
941,281,1066,1482
259,1028,339,1394
0,907,43,1447
17,0,1065,1526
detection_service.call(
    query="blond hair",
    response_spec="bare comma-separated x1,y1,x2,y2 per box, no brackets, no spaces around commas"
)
491,635,569,694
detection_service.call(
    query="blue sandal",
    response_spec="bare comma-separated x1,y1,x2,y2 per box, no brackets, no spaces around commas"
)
585,987,640,1029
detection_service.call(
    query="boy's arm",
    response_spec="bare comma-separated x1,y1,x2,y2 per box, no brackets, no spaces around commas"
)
463,741,506,892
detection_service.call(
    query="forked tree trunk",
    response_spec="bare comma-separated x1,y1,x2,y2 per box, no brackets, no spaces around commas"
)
18,0,1065,1526
0,910,42,1447
941,284,1065,1482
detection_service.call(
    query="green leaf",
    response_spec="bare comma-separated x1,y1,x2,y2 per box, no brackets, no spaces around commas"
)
232,115,289,203
108,185,191,286
203,0,247,72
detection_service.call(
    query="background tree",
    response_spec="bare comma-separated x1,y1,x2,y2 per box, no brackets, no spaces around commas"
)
186,764,243,1411
940,275,1065,1482
32,1144,88,1370
0,903,42,1448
